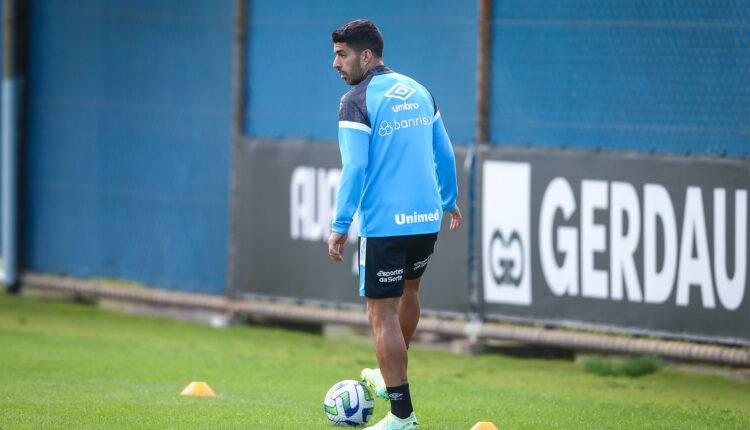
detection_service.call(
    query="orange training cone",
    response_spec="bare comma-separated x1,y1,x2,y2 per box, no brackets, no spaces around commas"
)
471,422,499,430
180,381,217,397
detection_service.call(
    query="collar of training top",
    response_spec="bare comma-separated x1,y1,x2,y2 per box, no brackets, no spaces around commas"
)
365,65,393,78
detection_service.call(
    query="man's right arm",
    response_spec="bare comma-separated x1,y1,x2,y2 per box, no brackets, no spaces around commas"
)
332,123,369,235
331,92,371,235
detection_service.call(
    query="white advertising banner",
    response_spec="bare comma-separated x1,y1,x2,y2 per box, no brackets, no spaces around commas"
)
479,146,749,345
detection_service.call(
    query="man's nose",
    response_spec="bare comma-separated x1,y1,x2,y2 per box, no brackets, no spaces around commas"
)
332,57,340,69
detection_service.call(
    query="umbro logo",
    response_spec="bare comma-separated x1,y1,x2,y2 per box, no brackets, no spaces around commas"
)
384,82,416,101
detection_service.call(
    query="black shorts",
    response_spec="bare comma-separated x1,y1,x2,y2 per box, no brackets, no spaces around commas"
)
358,233,438,299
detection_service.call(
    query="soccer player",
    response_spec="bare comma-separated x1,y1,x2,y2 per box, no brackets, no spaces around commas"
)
326,19,461,430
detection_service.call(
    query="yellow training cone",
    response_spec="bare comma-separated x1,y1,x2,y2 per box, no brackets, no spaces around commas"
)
471,422,499,430
180,381,217,397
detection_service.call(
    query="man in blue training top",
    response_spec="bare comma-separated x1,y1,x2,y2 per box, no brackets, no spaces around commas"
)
326,19,461,430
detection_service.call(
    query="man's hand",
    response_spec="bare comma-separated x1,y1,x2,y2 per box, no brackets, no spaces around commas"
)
327,232,348,262
447,207,462,230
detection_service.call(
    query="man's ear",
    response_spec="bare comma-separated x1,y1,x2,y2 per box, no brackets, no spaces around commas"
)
360,49,372,66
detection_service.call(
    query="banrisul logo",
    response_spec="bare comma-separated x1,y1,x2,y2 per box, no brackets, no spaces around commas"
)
482,161,532,306
384,82,416,101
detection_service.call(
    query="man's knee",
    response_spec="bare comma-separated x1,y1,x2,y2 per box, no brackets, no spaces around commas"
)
366,298,399,325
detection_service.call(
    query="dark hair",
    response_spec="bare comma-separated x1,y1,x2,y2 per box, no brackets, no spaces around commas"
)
332,19,384,58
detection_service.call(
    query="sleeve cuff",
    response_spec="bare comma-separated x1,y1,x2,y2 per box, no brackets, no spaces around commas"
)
331,222,350,235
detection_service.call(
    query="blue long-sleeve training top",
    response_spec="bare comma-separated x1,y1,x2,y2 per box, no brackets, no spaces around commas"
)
332,65,458,237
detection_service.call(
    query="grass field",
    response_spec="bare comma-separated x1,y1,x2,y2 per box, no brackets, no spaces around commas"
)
1,292,749,429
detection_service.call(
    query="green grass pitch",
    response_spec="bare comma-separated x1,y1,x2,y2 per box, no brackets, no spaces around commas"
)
1,292,749,429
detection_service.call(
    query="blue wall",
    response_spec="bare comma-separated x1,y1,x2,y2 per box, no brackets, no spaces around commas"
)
245,1,748,156
7,0,749,296
0,4,2,146
245,0,478,144
0,3,3,251
491,0,750,156
23,0,233,292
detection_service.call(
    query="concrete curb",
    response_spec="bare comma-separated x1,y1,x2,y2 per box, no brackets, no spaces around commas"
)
21,272,750,367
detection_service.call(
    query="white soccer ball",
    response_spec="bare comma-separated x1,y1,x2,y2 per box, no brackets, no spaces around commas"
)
323,379,375,426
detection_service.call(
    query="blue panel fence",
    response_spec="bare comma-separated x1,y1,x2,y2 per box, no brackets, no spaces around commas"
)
490,0,749,156
4,0,747,297
22,0,233,293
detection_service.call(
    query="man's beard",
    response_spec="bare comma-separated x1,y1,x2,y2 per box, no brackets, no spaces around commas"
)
346,62,365,85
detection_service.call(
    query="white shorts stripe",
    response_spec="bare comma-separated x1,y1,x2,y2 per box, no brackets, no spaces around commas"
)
359,238,367,266
339,121,372,135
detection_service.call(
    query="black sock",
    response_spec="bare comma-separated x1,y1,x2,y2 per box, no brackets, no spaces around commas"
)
387,383,413,419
